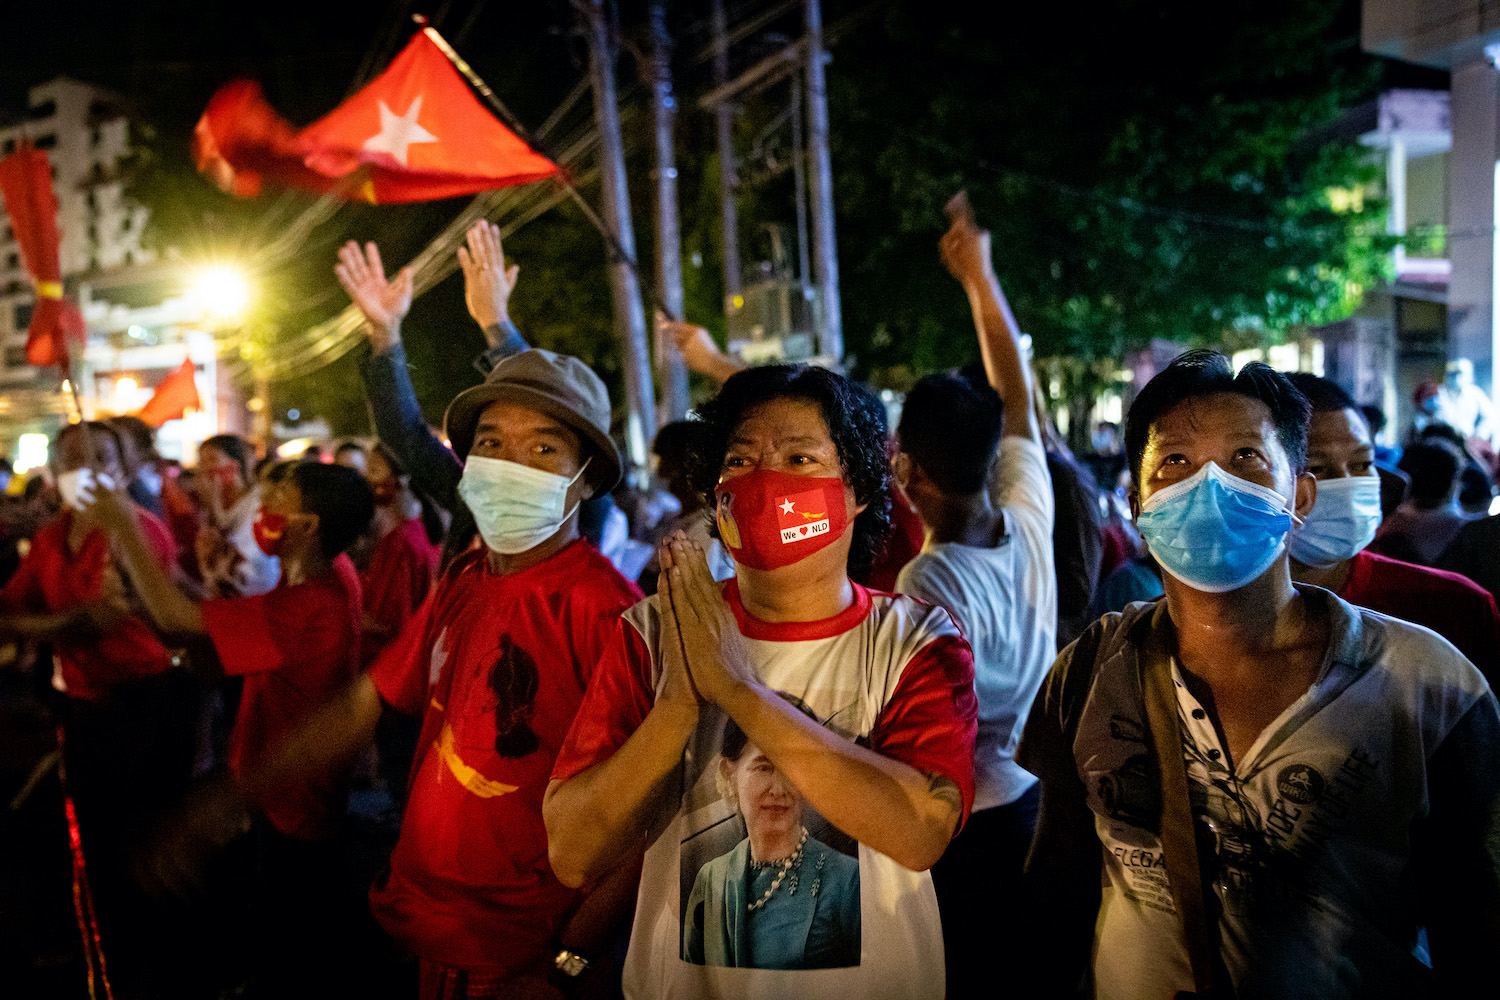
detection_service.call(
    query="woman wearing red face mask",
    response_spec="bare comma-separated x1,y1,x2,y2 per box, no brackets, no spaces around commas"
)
359,442,440,669
546,365,979,999
195,434,280,598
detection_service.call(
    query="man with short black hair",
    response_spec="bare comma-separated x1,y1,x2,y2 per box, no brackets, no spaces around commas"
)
1018,350,1500,998
1284,372,1499,680
891,208,1055,994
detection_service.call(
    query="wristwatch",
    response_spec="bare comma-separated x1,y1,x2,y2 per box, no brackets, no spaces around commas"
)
554,949,590,978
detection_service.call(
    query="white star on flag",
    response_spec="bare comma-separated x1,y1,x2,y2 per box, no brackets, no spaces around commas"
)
363,96,438,166
779,498,796,515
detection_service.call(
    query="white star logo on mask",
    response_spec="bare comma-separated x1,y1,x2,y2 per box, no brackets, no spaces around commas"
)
779,498,796,515
363,96,438,166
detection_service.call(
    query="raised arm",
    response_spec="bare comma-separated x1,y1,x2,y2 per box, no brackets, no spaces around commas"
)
338,240,465,512
662,318,744,385
458,220,530,373
940,192,1039,444
84,487,204,637
543,575,703,887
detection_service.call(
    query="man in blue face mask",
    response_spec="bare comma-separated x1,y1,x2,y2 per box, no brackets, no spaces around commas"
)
1285,373,1499,682
1015,350,1500,999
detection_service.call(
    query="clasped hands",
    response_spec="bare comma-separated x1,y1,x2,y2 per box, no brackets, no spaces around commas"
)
655,530,757,714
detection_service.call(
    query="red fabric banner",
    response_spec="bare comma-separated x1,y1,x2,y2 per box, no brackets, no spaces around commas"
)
193,33,557,204
0,143,87,369
136,359,201,427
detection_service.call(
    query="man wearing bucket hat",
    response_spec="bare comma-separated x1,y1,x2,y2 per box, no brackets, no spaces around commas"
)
148,345,646,998
358,346,645,998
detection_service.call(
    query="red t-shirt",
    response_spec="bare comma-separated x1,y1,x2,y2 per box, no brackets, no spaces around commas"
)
1340,548,1500,683
367,539,642,974
857,491,926,592
202,554,363,840
361,517,439,669
1,508,176,701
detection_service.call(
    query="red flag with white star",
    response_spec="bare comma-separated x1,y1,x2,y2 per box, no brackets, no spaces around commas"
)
193,32,557,204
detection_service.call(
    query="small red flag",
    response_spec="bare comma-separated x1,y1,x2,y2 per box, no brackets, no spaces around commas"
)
0,143,87,369
193,33,558,204
136,360,202,427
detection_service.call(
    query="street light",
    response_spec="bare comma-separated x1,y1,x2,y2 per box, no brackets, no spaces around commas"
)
188,265,252,323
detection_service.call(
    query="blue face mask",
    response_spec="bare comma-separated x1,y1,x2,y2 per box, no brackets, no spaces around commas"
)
1136,461,1296,594
1287,475,1382,569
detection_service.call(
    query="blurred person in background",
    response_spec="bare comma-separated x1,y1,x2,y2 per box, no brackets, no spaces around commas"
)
359,442,439,669
1369,438,1476,566
335,440,369,474
195,434,280,598
0,420,193,995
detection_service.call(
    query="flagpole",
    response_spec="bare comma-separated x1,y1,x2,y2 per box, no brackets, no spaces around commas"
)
412,15,682,325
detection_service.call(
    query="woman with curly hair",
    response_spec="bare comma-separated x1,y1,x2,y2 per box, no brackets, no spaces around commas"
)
546,358,979,999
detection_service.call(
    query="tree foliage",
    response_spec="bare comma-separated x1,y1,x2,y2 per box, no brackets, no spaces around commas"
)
108,0,1396,436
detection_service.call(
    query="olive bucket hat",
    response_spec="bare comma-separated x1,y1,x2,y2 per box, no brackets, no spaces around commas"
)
443,348,621,492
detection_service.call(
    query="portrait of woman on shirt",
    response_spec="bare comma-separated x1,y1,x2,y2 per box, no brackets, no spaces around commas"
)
682,701,860,970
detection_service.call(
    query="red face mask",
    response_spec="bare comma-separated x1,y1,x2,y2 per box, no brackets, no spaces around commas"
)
370,478,399,507
252,509,288,557
714,468,849,571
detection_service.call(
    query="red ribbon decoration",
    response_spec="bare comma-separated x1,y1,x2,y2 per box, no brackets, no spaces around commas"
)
55,723,115,1000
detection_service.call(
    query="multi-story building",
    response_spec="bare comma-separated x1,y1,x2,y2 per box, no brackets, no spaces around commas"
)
0,77,245,468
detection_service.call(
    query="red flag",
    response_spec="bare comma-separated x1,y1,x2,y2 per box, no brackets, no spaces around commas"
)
136,360,202,427
193,33,557,204
0,143,87,369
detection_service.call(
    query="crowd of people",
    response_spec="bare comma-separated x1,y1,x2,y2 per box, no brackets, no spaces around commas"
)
1,201,1497,1000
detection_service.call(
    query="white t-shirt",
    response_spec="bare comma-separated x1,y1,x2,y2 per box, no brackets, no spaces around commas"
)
896,434,1056,811
1018,588,1500,999
554,583,978,999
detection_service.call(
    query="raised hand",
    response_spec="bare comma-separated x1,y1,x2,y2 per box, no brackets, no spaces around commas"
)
659,315,742,384
938,190,994,289
335,241,414,350
656,536,704,715
661,531,756,707
457,220,519,330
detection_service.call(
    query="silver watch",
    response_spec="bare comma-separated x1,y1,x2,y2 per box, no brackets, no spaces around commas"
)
554,949,589,977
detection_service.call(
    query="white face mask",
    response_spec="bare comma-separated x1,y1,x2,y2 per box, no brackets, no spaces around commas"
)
56,468,115,511
1287,474,1383,569
458,455,589,555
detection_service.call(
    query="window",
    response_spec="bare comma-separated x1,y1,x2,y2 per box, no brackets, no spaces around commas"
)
3,347,26,368
34,134,56,150
30,100,56,120
14,303,33,329
5,253,17,270
91,127,101,147
1,139,13,156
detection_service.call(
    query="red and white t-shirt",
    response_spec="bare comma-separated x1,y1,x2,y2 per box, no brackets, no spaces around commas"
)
2,508,176,701
202,554,363,840
368,540,642,975
360,516,439,668
552,580,978,1000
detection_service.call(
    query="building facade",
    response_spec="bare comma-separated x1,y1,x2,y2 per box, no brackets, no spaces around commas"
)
0,77,244,468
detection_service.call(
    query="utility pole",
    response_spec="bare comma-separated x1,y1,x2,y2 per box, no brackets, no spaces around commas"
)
803,0,842,362
712,0,743,311
648,0,690,422
582,0,657,478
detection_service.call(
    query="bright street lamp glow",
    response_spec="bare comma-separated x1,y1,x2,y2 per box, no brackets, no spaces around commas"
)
15,434,47,474
190,266,252,322
115,377,139,395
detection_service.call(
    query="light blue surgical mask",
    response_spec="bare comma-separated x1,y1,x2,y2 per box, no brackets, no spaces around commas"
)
1287,475,1382,569
458,455,589,555
1136,461,1297,594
